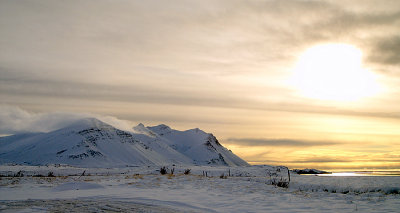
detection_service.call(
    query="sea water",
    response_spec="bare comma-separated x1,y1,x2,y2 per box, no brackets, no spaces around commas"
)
317,171,400,176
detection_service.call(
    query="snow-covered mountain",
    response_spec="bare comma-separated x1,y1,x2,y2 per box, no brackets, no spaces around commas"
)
0,118,249,167
144,124,249,166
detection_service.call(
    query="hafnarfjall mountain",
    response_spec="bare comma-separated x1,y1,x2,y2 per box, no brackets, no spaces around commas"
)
0,118,249,167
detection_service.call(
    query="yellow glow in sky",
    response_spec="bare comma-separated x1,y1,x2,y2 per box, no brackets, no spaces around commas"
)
290,44,380,101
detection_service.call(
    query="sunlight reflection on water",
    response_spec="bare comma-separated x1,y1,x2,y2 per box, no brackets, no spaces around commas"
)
316,171,400,177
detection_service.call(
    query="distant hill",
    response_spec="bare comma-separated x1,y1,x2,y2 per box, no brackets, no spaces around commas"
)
0,118,249,167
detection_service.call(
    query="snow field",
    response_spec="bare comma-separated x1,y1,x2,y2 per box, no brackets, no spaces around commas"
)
0,165,399,212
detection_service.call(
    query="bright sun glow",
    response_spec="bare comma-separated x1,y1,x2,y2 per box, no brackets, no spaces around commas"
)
291,43,379,101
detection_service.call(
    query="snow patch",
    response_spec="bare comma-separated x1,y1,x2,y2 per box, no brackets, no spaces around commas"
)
53,182,104,191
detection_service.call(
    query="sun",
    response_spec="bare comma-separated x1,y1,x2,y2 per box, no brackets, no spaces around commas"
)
290,43,379,101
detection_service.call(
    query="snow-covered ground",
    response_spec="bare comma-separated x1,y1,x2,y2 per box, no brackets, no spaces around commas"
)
0,165,399,212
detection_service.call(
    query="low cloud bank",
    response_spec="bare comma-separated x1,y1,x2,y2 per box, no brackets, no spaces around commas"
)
0,105,134,135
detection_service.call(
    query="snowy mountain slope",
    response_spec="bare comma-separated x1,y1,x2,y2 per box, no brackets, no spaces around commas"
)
0,118,249,167
146,124,249,166
0,118,192,167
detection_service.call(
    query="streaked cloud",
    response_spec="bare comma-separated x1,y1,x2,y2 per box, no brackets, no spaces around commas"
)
249,157,352,164
288,158,351,163
226,138,338,147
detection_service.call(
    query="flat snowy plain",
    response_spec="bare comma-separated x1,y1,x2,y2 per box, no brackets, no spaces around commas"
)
0,165,399,212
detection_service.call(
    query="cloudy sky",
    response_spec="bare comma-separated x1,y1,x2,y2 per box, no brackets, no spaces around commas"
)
1,0,400,170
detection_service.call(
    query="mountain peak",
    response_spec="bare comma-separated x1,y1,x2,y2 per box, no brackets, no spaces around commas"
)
147,124,172,135
132,123,156,137
187,127,206,134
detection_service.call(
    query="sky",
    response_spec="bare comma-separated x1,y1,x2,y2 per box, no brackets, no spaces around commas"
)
1,0,400,170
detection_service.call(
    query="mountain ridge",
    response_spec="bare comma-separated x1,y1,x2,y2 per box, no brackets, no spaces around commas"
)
0,118,249,167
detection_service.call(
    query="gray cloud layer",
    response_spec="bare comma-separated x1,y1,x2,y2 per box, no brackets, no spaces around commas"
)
1,0,399,114
1,1,400,137
226,138,338,147
368,36,400,66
